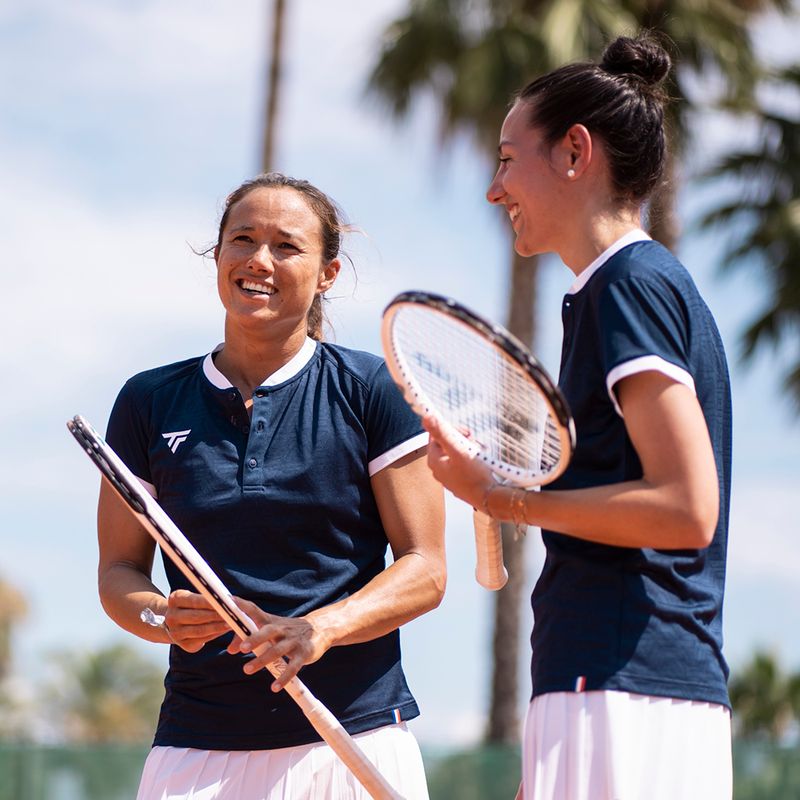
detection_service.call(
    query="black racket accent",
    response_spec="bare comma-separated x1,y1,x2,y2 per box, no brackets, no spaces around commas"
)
68,417,147,515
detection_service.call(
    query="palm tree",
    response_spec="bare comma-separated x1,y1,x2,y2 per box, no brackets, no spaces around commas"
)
699,64,800,407
46,644,165,743
367,0,786,743
261,0,288,171
621,0,792,248
729,649,800,741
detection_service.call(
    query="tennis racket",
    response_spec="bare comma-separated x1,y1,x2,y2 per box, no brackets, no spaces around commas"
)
381,291,575,591
66,414,403,800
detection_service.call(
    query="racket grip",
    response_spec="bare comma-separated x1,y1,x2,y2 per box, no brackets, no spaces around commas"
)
265,663,404,800
473,509,508,590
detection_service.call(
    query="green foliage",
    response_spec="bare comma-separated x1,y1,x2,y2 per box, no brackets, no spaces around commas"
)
699,66,800,407
729,649,800,741
44,643,164,743
426,743,522,799
733,740,800,800
0,743,150,800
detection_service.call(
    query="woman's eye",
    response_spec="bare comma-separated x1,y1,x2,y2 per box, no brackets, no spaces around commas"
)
233,235,252,243
279,241,298,251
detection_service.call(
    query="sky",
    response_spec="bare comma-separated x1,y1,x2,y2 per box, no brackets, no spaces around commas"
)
1,0,799,748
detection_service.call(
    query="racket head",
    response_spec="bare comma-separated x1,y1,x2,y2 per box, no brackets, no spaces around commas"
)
382,291,576,487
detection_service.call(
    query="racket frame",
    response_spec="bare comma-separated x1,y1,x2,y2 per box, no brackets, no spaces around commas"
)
381,291,576,591
381,290,576,486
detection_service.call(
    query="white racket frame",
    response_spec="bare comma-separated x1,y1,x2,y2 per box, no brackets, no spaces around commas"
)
381,291,575,591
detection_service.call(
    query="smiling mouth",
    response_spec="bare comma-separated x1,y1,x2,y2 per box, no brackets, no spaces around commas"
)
508,205,521,225
238,279,276,296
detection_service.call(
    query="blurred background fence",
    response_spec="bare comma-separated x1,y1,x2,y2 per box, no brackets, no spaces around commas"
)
1,740,798,799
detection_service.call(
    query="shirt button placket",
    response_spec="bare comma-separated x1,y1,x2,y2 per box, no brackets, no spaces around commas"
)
244,389,267,489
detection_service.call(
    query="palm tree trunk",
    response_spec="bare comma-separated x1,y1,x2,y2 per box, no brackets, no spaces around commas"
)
261,0,287,172
485,249,540,744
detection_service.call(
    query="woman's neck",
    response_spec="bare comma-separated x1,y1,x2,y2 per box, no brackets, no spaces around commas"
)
215,321,308,399
559,205,643,276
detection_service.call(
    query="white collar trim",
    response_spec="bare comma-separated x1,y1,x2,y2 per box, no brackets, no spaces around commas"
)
202,337,318,390
567,229,651,295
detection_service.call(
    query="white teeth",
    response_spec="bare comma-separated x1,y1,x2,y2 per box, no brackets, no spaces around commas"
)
240,280,275,295
509,206,520,222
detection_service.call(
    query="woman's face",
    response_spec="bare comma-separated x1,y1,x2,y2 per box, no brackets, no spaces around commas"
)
215,186,339,338
486,101,569,258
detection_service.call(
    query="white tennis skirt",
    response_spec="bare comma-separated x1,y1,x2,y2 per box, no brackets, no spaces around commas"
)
522,690,732,800
136,723,429,800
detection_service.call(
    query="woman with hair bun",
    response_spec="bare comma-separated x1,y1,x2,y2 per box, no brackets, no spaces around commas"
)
424,34,733,799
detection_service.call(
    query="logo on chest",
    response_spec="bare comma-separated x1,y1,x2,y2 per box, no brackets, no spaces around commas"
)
162,429,191,453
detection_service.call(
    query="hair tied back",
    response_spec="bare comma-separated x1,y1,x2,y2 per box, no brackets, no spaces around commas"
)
600,34,671,88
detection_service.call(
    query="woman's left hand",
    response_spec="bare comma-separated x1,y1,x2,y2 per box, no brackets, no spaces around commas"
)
424,415,495,509
226,597,330,691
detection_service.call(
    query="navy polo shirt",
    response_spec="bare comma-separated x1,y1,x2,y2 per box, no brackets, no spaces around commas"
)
531,231,732,708
106,338,428,750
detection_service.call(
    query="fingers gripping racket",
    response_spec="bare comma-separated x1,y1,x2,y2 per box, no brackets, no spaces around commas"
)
381,291,575,591
67,415,403,800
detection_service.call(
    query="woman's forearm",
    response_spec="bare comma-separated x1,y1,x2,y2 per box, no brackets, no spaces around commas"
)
486,477,718,550
306,548,446,651
98,562,171,644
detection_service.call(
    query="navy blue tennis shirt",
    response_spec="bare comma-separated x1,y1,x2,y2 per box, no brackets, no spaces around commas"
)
532,232,732,708
106,339,428,750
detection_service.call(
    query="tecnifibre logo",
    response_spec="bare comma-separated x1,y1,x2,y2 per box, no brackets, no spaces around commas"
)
162,430,191,453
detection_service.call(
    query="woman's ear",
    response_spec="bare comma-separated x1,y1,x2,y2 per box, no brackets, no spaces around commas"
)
317,258,341,294
559,123,593,179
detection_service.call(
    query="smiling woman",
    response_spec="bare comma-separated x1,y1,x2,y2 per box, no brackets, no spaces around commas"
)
422,34,735,800
96,172,446,799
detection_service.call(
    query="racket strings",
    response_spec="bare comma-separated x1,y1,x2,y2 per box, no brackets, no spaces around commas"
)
392,308,563,479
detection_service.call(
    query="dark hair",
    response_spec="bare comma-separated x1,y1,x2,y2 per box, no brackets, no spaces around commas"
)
517,33,671,201
214,173,347,340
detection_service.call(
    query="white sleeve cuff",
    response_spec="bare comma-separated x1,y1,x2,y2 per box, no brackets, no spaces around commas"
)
606,355,695,417
368,432,429,476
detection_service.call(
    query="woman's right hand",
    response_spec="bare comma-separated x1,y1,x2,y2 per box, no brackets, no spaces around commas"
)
161,589,231,652
423,415,495,509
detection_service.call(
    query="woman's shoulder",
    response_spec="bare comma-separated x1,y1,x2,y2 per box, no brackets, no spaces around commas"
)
120,354,206,400
316,341,386,386
599,239,692,286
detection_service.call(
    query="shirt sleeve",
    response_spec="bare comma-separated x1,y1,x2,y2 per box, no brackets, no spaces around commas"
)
598,276,696,416
364,361,428,476
105,378,156,494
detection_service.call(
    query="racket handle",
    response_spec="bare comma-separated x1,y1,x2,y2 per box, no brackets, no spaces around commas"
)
473,509,508,590
264,661,404,800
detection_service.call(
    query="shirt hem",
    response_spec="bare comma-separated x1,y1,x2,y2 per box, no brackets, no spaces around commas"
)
151,701,420,751
531,675,730,710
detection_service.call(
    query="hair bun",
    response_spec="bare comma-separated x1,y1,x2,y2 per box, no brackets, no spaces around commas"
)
600,34,671,87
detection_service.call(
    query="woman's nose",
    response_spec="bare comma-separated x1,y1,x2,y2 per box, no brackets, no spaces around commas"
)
486,171,505,205
248,244,273,270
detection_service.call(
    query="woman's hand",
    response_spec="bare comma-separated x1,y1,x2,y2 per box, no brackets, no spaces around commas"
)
162,590,231,652
423,415,495,510
226,597,330,691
